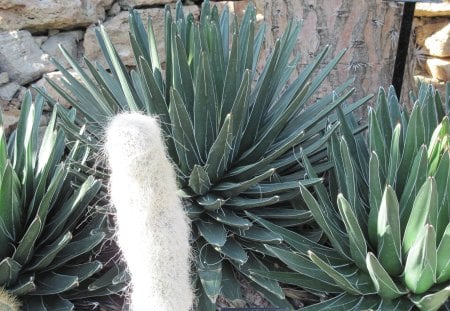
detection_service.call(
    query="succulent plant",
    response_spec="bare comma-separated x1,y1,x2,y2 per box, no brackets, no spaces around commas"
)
36,0,370,307
0,92,127,310
249,84,450,310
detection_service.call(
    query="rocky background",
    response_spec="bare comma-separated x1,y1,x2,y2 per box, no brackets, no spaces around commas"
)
0,0,448,134
414,2,450,88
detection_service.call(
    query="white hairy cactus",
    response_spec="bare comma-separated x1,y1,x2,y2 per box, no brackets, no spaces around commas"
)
0,288,20,311
105,113,193,311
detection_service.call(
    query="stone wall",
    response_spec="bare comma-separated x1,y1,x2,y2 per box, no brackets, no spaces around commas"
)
0,0,405,133
414,1,450,90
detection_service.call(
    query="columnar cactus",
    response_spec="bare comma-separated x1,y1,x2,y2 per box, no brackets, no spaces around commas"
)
0,288,20,311
105,113,193,311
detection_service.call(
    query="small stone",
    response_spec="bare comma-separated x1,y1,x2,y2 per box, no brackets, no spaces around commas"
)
33,36,48,47
0,72,9,85
1,105,21,136
108,2,122,16
426,57,450,81
416,22,450,58
0,82,20,101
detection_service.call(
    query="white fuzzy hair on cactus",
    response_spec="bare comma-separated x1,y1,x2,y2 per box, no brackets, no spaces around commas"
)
105,113,193,311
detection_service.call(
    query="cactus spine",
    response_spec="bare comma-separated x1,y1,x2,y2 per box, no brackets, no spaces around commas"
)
105,113,193,311
0,288,20,311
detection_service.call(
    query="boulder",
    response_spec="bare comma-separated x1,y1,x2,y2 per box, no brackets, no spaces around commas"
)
0,82,20,100
119,0,176,8
416,22,450,57
41,31,84,68
416,2,450,17
426,57,450,81
0,31,54,84
0,0,114,31
83,5,199,68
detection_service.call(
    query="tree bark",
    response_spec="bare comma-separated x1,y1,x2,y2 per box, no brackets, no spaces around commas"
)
229,0,411,111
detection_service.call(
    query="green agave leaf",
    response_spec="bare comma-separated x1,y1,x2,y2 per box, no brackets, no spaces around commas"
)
308,251,361,295
32,272,78,295
386,123,401,187
196,278,216,311
250,208,312,221
411,285,450,311
399,145,428,228
377,186,402,276
366,252,407,299
57,262,103,283
250,269,341,293
299,184,351,260
197,243,222,303
43,295,74,311
247,212,348,264
301,293,380,311
194,51,218,159
404,224,437,294
0,163,21,256
213,168,275,198
204,113,233,183
433,151,450,241
437,223,450,283
403,177,438,254
0,257,21,286
25,232,72,272
232,226,282,244
206,209,251,229
22,296,46,311
8,275,35,296
169,88,200,175
197,193,226,211
189,165,212,195
87,263,127,291
233,253,285,300
12,217,42,265
226,195,279,210
337,194,367,271
369,108,388,175
196,219,227,248
220,261,242,303
368,152,383,247
215,238,248,264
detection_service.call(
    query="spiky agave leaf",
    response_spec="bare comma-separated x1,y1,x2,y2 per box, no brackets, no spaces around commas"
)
249,84,450,310
35,0,370,306
0,92,127,310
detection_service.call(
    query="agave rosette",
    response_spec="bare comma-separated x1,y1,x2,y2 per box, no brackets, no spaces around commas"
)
36,0,370,307
249,85,450,310
0,92,127,310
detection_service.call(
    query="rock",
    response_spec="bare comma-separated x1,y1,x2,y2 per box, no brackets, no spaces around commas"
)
0,82,20,100
0,105,21,135
0,0,114,31
426,57,450,81
119,0,176,8
41,31,84,68
0,31,54,85
84,5,199,68
33,36,48,47
0,72,8,85
416,22,450,57
108,2,122,16
34,70,83,109
416,2,450,17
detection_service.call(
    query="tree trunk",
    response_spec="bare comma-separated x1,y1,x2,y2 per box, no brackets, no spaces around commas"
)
229,0,411,112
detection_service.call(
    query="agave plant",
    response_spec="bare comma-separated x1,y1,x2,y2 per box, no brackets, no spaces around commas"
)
249,84,450,310
0,92,127,310
35,0,370,307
